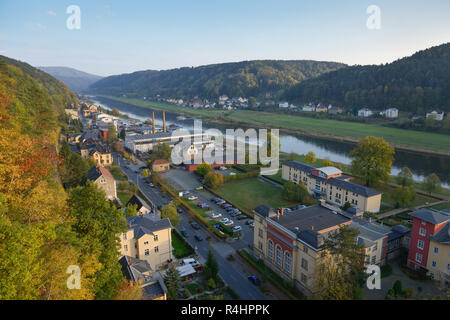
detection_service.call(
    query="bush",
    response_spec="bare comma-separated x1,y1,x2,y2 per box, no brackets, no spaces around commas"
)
184,289,191,299
403,287,415,299
385,288,396,300
393,280,403,297
207,278,216,290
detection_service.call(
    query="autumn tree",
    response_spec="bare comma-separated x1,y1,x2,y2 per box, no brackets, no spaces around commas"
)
397,167,414,187
195,162,213,177
423,173,441,194
305,151,316,164
113,280,143,300
160,203,181,226
350,136,395,187
204,171,224,189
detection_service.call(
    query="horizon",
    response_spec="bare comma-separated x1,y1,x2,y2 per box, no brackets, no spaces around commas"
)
1,1,450,76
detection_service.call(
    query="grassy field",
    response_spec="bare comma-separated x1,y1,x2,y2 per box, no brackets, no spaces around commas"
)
101,95,450,153
214,178,295,214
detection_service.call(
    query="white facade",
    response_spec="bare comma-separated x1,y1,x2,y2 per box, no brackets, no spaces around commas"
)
358,108,373,117
279,102,289,108
426,110,445,121
385,108,399,119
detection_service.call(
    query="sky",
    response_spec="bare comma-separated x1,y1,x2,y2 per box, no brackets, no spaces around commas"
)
0,0,449,76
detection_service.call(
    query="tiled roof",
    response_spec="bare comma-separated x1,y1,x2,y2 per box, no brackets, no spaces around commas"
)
87,165,114,181
126,215,172,239
430,222,450,244
126,194,152,211
410,209,450,225
153,159,169,165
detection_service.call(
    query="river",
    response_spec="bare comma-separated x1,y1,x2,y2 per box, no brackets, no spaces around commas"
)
90,96,450,188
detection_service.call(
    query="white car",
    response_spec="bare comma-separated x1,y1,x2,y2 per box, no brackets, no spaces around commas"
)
232,226,242,232
187,195,198,201
211,212,222,219
224,220,234,226
220,218,229,224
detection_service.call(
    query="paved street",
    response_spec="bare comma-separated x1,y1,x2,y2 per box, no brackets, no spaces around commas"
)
114,154,269,300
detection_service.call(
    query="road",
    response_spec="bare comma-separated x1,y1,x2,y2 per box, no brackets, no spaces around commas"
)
114,154,269,300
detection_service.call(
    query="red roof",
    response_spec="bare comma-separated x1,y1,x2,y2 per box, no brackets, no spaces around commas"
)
153,159,169,165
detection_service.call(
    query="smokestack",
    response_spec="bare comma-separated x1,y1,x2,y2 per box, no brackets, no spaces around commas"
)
152,112,155,134
163,111,166,133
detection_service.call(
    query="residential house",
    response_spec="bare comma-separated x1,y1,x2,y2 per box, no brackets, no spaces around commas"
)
87,165,117,200
89,144,113,166
120,214,173,270
281,161,382,213
219,95,229,105
252,202,352,297
407,209,450,279
151,159,170,173
302,104,315,112
315,105,328,113
426,221,450,285
358,108,373,117
426,110,445,121
279,102,289,109
118,255,167,300
65,109,79,120
385,108,399,119
328,106,343,115
126,194,153,215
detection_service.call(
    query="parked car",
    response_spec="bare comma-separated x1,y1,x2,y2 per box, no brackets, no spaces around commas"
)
226,207,236,212
194,234,203,241
228,209,240,214
248,275,261,286
224,220,234,227
211,212,222,219
230,211,240,217
291,204,306,210
249,221,254,227
237,214,247,220
188,195,198,201
210,197,220,202
180,229,188,237
232,225,242,232
219,218,229,224
197,203,209,209
195,186,203,191
182,190,191,196
190,222,200,230
222,204,232,209
216,199,226,205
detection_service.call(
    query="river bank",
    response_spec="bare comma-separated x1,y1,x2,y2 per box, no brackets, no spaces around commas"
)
95,95,450,157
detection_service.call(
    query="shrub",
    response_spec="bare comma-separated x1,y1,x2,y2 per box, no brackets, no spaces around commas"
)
393,280,403,297
403,288,415,299
207,278,216,290
385,288,396,300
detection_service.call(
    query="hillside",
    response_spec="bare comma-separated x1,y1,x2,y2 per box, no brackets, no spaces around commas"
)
39,66,103,93
283,43,450,113
88,60,346,99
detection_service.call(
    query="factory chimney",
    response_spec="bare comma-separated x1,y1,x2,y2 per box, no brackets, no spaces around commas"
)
163,111,166,133
152,112,155,134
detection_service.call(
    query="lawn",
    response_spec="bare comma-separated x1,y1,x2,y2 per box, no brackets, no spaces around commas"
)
172,229,194,259
214,178,295,215
430,203,450,211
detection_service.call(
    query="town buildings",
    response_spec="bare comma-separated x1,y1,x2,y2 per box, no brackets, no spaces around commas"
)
384,108,399,119
426,110,445,121
120,214,173,270
87,165,117,200
281,161,382,213
126,194,153,215
151,159,170,173
358,108,373,117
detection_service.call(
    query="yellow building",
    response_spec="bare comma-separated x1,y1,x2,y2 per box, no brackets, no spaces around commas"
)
426,222,450,286
90,149,113,166
282,161,382,213
120,214,173,271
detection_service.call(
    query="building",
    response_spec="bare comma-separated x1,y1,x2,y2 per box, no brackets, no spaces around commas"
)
124,131,208,153
252,202,352,297
351,220,390,266
89,145,113,166
386,224,411,261
120,214,173,270
385,108,399,119
426,110,445,121
407,209,450,279
87,165,117,200
328,106,343,115
118,255,167,300
65,109,79,120
279,102,289,108
315,105,328,113
151,159,170,173
282,161,382,213
126,194,153,215
358,108,373,117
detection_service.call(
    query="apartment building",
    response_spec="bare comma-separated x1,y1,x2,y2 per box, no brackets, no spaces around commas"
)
253,203,352,297
120,214,173,270
282,161,382,213
407,208,450,283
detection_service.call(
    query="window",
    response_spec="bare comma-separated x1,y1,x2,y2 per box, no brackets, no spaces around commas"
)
421,220,426,226
415,253,423,263
429,272,434,279
284,251,292,273
154,235,158,241
258,229,263,238
371,256,376,264
154,246,159,253
419,228,426,236
267,240,274,260
303,246,308,254
434,247,438,254
124,245,128,252
258,241,263,250
301,273,307,284
417,239,424,250
123,234,127,240
373,243,378,251
275,245,282,267
144,241,149,245
145,249,149,256
432,261,436,267
301,258,308,271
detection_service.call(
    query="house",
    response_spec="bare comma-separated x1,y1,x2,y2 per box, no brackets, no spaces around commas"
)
315,105,328,113
351,221,390,266
407,208,450,280
385,108,399,119
89,144,113,166
279,102,289,108
282,161,382,213
358,108,373,117
219,95,229,105
68,133,82,145
65,109,79,120
426,110,445,121
126,194,153,215
120,214,173,270
302,104,315,112
118,255,167,300
87,165,117,200
252,202,352,297
151,159,170,173
328,106,343,115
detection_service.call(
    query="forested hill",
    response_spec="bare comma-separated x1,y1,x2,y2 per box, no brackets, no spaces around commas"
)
39,66,103,93
88,60,347,99
0,55,78,110
283,43,450,113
